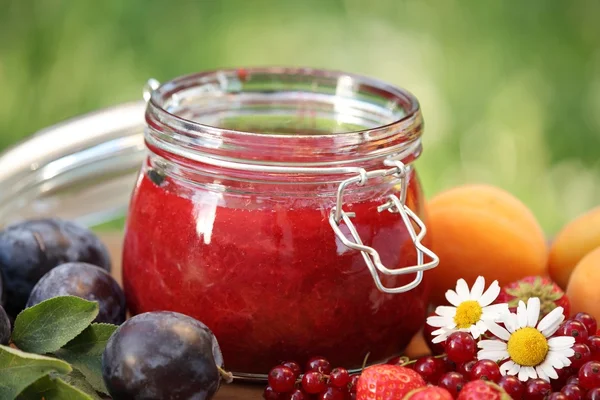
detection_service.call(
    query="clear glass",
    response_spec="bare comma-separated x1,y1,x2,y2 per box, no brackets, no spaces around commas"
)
123,68,431,376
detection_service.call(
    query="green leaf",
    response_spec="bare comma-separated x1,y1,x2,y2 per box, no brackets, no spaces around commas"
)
12,296,99,354
55,323,118,394
17,374,94,400
60,370,103,400
0,344,72,399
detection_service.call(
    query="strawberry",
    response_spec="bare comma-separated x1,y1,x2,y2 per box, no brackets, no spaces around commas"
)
457,380,512,400
356,365,426,400
403,386,453,399
495,275,570,320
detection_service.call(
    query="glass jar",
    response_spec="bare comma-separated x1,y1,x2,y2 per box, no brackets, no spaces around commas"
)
123,68,438,377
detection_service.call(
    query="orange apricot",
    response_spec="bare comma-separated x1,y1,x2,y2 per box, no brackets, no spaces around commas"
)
549,206,600,289
566,246,600,321
425,184,548,305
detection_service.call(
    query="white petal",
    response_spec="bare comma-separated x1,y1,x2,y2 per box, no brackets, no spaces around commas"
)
431,329,452,344
427,316,453,328
536,365,548,381
500,360,514,374
517,301,528,328
435,306,457,318
446,290,462,307
538,306,565,331
479,280,501,307
502,313,519,333
486,321,511,341
477,350,509,361
481,303,510,319
470,276,485,300
470,324,480,339
478,340,508,351
518,366,528,382
509,362,521,375
541,361,558,380
548,336,575,350
456,279,470,300
527,297,541,327
476,320,489,335
526,366,537,380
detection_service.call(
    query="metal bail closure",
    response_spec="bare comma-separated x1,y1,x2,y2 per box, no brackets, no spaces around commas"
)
328,159,439,294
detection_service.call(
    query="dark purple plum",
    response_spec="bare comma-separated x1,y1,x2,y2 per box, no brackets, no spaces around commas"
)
0,218,111,317
0,305,10,345
26,262,126,325
102,311,224,400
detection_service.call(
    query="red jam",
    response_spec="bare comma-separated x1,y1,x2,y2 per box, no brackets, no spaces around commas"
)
123,163,431,374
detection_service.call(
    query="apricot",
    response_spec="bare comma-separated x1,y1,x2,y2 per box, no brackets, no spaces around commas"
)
548,206,600,289
566,246,600,321
426,184,548,304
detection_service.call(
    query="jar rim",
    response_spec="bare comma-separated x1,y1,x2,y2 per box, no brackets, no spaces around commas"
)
148,66,421,139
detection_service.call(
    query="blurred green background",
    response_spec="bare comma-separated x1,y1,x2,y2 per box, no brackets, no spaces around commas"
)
1,0,599,233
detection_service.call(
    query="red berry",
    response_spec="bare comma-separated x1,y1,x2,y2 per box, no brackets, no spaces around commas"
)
282,361,302,378
302,371,327,394
306,357,332,374
579,361,600,390
349,375,360,392
290,389,306,400
403,386,453,399
567,376,581,386
499,375,524,399
525,378,552,400
570,344,592,369
547,393,569,400
558,320,590,344
553,367,575,391
589,336,600,361
264,386,284,400
446,332,477,364
496,275,570,319
414,356,445,384
268,366,296,393
457,380,510,399
441,355,457,372
457,360,476,378
471,359,501,382
587,388,600,400
319,387,345,400
356,365,425,400
575,313,597,337
424,311,447,355
438,371,466,397
561,384,584,400
329,368,350,388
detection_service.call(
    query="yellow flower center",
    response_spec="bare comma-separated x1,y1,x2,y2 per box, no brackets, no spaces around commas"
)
454,300,483,329
507,327,549,367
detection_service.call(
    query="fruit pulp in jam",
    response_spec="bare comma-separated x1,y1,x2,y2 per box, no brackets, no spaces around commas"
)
123,164,430,374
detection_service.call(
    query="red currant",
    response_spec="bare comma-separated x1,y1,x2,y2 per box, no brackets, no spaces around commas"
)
547,393,569,400
558,320,589,344
282,361,302,378
566,376,580,386
268,366,296,393
349,375,360,392
471,359,501,382
525,378,552,400
289,389,306,400
588,336,600,361
306,357,332,374
446,332,476,364
579,361,600,390
588,388,600,400
319,387,345,400
264,386,284,400
561,384,584,400
329,368,350,388
553,367,574,391
570,344,592,369
499,375,524,400
575,313,597,338
414,356,445,384
438,371,465,397
424,311,447,355
302,371,327,394
441,355,457,372
457,360,476,377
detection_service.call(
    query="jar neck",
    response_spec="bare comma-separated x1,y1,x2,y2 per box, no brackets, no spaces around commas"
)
144,67,424,187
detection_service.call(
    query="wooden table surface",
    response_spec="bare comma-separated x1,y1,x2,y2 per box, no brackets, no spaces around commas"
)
101,232,428,399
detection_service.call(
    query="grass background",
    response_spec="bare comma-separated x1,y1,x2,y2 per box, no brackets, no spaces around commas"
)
1,0,599,233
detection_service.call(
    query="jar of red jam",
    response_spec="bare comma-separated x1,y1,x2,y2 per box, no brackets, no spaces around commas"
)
122,67,438,377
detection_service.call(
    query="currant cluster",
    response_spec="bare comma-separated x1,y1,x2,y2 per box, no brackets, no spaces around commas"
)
265,357,359,400
416,312,600,399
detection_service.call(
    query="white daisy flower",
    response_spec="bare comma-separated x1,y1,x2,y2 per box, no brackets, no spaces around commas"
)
477,297,575,382
427,276,509,343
